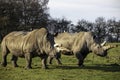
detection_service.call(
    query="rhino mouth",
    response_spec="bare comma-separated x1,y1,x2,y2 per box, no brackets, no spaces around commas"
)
97,54,107,57
62,52,73,55
96,51,107,57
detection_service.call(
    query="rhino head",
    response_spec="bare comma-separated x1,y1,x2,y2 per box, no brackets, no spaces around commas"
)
91,41,108,57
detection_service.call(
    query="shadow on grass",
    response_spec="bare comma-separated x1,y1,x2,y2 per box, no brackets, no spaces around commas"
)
83,64,120,72
2,62,119,72
55,63,120,72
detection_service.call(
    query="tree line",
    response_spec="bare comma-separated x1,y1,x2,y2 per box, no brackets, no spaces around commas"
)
0,0,120,42
0,0,49,41
47,17,120,42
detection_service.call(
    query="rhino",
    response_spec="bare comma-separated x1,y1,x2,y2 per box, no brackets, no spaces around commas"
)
49,32,116,67
1,28,58,69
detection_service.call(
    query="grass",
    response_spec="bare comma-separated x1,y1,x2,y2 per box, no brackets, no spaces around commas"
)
0,43,120,80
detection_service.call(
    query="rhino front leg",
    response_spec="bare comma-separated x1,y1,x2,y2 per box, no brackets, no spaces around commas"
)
25,53,32,69
78,59,84,67
75,53,84,67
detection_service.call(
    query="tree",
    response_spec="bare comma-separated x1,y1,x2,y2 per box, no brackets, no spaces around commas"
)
93,17,107,42
0,0,49,41
107,19,120,42
57,18,71,33
72,19,93,32
0,0,20,40
18,0,49,30
116,20,120,42
47,17,71,33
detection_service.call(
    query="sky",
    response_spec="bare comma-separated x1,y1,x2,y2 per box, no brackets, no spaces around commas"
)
48,0,120,24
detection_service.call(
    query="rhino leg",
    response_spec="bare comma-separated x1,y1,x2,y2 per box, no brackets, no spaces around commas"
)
48,56,62,65
25,53,32,69
41,55,48,69
55,52,62,65
48,56,53,64
1,52,8,67
11,55,19,67
75,53,84,67
78,60,84,67
56,58,62,65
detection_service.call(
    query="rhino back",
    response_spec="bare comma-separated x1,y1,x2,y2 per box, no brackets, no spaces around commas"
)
1,31,29,55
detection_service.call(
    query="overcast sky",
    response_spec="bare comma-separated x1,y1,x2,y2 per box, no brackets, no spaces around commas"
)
48,0,120,24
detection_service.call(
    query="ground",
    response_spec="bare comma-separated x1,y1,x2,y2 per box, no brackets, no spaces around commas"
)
0,43,120,80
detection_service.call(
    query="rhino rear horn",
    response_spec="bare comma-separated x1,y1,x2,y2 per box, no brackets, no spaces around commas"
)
101,41,106,46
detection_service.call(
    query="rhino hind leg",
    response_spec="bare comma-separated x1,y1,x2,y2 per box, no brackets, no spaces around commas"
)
55,52,62,65
48,52,62,65
11,55,19,67
56,58,62,65
41,58,48,69
25,53,32,69
1,52,8,67
48,57,53,64
41,54,48,69
48,57,62,65
1,55,7,67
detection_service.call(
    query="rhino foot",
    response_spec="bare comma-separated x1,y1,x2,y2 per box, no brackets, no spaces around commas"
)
42,66,49,69
1,62,7,67
78,64,85,67
25,66,32,69
13,64,19,67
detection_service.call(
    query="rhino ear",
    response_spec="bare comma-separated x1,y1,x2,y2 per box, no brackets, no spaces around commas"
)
93,35,96,39
54,32,58,37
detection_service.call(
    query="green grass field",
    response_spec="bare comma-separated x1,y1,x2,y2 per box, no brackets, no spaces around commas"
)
0,43,120,80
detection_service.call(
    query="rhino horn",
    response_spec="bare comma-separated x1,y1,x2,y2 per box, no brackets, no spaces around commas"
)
101,41,106,46
103,44,118,50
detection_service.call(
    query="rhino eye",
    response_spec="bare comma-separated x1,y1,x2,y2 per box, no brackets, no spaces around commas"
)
93,35,96,39
97,46,100,48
